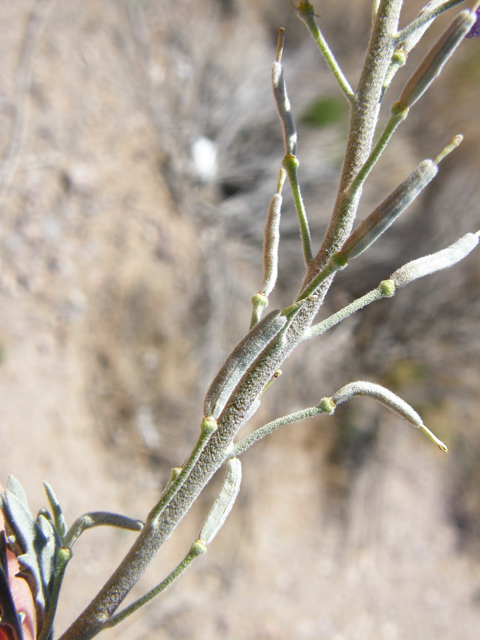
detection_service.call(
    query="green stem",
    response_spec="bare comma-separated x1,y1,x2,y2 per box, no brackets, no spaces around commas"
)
64,513,143,549
229,403,332,457
296,5,354,102
250,293,268,328
282,154,313,264
304,280,395,340
38,548,72,640
101,541,206,630
396,0,466,46
150,418,217,522
346,104,408,206
296,252,348,303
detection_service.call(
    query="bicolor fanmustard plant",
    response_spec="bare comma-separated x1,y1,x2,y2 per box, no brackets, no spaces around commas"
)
2,2,480,639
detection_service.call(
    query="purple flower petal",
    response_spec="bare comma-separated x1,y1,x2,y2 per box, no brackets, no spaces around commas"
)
466,9,480,39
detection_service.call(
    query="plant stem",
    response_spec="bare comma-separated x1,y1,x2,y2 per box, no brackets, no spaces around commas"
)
304,280,394,339
58,3,407,639
308,0,403,280
396,0,466,46
346,103,408,203
229,405,330,457
282,154,313,264
101,541,206,631
296,6,354,102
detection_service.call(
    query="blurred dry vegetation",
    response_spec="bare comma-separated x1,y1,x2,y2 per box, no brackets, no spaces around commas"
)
1,0,480,638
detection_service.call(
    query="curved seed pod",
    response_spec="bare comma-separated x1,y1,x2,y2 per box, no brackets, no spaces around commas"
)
391,232,479,287
272,29,297,156
331,381,447,451
204,310,287,419
199,458,242,545
340,159,437,260
397,10,475,110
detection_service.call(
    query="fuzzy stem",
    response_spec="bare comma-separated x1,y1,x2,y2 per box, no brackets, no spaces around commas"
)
228,404,332,457
304,280,395,340
37,548,72,640
101,541,206,631
308,0,403,279
396,0,466,46
58,4,409,639
346,103,408,205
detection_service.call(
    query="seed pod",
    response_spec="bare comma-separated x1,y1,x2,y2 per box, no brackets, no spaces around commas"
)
204,310,287,419
391,232,479,287
261,192,282,298
340,160,437,260
272,29,297,156
397,10,475,109
330,381,447,451
199,458,242,545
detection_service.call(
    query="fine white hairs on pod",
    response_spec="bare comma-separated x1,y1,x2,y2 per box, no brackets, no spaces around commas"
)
339,136,463,261
204,310,287,419
397,10,476,110
340,159,437,260
199,458,242,545
329,381,447,451
391,232,480,286
261,172,285,299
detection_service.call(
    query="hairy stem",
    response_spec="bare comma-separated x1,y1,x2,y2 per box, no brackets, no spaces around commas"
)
59,2,408,638
308,0,403,280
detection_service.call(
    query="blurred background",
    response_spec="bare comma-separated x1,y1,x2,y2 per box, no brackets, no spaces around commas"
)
1,0,480,638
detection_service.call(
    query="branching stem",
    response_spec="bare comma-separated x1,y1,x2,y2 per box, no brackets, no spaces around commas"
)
396,0,466,45
101,541,206,631
58,2,475,639
304,280,395,340
229,404,330,457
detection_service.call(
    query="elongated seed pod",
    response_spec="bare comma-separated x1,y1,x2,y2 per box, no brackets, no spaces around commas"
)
340,159,437,260
391,232,479,287
332,381,423,423
272,30,297,156
199,458,242,545
330,381,447,451
397,10,475,110
204,310,287,419
261,192,282,297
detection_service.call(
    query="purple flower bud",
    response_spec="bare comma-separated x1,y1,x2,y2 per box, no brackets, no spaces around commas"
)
466,9,480,39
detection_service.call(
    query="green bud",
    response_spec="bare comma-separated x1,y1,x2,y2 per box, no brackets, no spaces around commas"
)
190,539,208,556
318,397,336,414
201,416,218,436
379,279,396,297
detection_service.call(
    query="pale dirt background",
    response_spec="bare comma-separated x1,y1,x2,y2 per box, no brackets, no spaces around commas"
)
1,1,480,639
